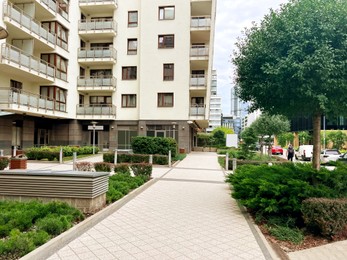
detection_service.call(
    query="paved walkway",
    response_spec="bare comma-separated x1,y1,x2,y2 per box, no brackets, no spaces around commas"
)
21,152,347,259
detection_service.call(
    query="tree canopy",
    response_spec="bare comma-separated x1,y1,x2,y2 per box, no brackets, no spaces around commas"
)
233,0,347,168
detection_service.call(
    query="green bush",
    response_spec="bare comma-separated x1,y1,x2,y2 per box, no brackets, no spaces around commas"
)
227,163,345,219
106,187,124,204
130,163,152,180
36,215,71,236
302,198,347,239
0,156,10,170
25,146,98,161
131,136,177,157
94,162,113,172
103,153,168,165
268,225,304,244
154,154,169,164
75,162,94,171
114,164,130,174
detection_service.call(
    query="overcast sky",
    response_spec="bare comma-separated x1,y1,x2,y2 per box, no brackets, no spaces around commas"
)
214,0,290,114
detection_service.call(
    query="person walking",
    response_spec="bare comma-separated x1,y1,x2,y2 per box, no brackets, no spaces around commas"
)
287,144,295,161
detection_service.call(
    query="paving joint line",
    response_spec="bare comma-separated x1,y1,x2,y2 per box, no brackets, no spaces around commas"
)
159,178,226,184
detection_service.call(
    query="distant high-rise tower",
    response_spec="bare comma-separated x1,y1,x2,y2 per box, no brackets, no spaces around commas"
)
206,70,222,133
230,87,241,118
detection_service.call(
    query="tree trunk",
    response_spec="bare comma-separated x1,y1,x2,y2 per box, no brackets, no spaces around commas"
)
312,112,321,170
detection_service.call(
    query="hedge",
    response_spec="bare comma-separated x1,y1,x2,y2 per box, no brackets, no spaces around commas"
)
0,157,10,170
103,153,168,165
131,136,177,157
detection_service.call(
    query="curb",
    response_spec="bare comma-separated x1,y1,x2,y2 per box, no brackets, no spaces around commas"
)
21,178,158,260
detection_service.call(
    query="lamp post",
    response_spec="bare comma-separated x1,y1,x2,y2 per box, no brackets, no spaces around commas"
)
0,26,8,39
91,121,97,154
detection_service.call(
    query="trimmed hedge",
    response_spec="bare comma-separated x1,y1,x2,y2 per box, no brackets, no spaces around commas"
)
114,164,131,175
0,156,10,170
302,198,347,239
75,162,94,171
130,163,152,180
131,136,177,157
94,162,113,172
103,153,168,165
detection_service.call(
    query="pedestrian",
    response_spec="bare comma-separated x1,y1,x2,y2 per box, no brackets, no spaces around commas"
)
287,144,294,161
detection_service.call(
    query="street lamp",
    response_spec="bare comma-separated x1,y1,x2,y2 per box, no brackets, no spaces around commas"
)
0,26,9,39
91,121,98,155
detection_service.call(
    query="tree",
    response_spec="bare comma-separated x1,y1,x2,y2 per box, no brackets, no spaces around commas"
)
277,132,294,148
211,126,234,136
326,130,347,150
212,130,226,147
233,0,347,169
240,125,258,158
298,131,312,145
251,113,290,155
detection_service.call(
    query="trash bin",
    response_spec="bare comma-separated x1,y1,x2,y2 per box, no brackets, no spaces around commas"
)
10,154,27,169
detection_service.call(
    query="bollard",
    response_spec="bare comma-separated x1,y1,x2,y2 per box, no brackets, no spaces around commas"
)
114,149,118,165
225,153,229,171
0,150,3,156
232,158,237,171
73,152,77,171
13,146,17,157
59,147,63,164
168,150,172,168
149,154,153,164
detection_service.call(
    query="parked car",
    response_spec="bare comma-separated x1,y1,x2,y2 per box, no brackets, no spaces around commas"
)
320,149,341,164
271,146,283,155
295,145,313,161
337,152,347,164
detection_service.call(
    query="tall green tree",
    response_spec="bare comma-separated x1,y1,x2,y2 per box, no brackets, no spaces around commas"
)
233,0,347,169
326,131,347,150
252,113,290,155
298,131,312,145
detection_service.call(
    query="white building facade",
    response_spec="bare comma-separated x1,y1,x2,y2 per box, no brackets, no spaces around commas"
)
0,0,216,153
206,70,221,132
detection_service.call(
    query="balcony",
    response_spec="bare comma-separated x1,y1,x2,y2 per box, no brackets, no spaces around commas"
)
190,74,207,88
191,16,211,30
32,0,69,21
0,88,68,118
79,0,118,14
78,47,117,66
0,43,55,83
3,2,58,50
79,19,117,40
190,45,209,58
77,76,116,92
76,104,116,119
190,104,206,116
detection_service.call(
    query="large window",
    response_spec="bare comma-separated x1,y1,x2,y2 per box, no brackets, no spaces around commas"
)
158,34,174,48
159,6,175,20
127,39,138,55
158,93,174,107
122,66,137,80
128,11,138,27
117,127,138,150
42,21,68,50
41,53,67,81
40,86,66,111
163,64,174,81
122,94,137,107
90,96,112,104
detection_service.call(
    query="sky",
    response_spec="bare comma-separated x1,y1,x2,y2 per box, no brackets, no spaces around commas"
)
214,0,290,114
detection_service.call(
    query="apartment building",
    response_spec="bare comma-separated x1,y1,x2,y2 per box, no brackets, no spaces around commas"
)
0,0,216,154
206,70,221,133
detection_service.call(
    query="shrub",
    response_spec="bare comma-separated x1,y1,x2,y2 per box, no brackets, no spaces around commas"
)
103,153,168,165
25,146,98,161
36,215,71,236
153,154,169,164
0,156,10,170
106,187,124,203
94,162,113,172
131,136,177,157
75,162,94,171
302,198,347,239
114,164,130,174
268,225,304,244
130,163,152,180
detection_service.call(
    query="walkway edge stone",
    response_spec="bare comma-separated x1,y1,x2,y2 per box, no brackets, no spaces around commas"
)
21,178,158,260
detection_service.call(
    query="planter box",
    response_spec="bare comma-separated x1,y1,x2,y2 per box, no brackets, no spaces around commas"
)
10,158,27,169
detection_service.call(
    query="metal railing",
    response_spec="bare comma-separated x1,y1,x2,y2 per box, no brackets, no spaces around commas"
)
190,74,206,87
191,16,211,28
78,47,117,60
190,104,206,116
3,2,56,46
77,76,117,89
1,43,56,80
39,0,69,20
190,45,209,57
79,0,118,4
0,88,66,112
77,104,116,116
78,19,117,32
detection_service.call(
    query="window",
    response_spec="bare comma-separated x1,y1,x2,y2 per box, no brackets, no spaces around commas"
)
158,34,174,48
127,39,138,55
122,94,137,107
42,21,68,50
128,11,138,27
163,64,174,81
10,80,22,90
40,86,66,111
122,66,137,80
90,96,112,104
159,6,175,20
158,93,174,107
41,53,67,81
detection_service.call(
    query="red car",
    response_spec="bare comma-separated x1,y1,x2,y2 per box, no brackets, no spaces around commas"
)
271,146,283,155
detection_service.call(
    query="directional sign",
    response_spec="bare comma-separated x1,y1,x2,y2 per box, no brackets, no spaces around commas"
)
88,125,104,130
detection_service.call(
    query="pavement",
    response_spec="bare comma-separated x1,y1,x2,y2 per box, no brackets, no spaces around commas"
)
16,152,347,259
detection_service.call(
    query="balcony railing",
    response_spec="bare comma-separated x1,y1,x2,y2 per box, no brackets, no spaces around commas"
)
78,47,117,60
38,0,69,20
190,104,205,116
190,45,209,57
79,0,118,5
0,88,66,112
77,104,116,116
77,76,116,90
78,19,117,32
190,74,206,87
1,43,56,80
4,2,56,47
191,16,211,29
